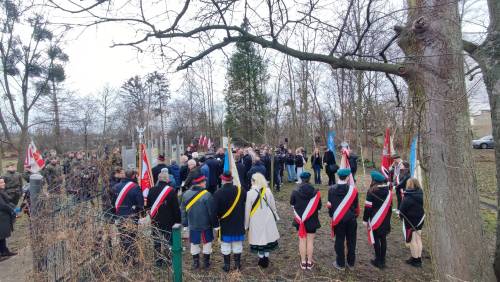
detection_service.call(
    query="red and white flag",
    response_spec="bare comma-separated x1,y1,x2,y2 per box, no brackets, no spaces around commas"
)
24,141,45,173
207,138,212,150
293,191,321,238
381,128,392,179
139,144,153,197
198,134,203,145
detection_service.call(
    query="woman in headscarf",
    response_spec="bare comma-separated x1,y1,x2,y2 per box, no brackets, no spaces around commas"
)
245,173,280,268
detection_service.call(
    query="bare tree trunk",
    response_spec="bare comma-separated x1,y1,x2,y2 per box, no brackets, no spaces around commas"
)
399,1,495,280
52,80,62,153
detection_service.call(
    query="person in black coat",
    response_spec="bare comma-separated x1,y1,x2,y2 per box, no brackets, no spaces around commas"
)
285,149,297,182
363,171,392,269
152,155,168,185
147,172,181,266
247,158,267,184
212,172,246,272
261,149,272,181
235,153,249,191
399,178,425,267
311,148,323,185
290,172,322,270
395,162,410,209
205,155,222,193
323,148,337,185
328,168,359,270
0,177,16,258
179,155,189,184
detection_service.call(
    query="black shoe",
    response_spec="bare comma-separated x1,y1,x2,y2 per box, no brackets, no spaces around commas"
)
0,250,17,257
370,259,382,269
262,256,269,268
234,254,242,270
411,257,422,267
258,257,265,267
405,257,416,265
222,255,231,272
192,254,200,270
203,254,211,269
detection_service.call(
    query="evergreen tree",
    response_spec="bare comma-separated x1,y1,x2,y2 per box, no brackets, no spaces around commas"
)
224,21,268,143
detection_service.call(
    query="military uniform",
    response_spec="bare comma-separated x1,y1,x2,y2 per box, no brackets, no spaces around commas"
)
2,171,23,205
42,163,63,194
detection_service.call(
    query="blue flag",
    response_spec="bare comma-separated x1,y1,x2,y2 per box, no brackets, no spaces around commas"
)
223,148,230,174
327,131,336,151
409,135,418,177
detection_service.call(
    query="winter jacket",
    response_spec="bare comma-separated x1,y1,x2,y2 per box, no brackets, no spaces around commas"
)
285,154,296,165
247,161,267,182
180,164,189,183
205,157,222,187
2,171,22,205
181,186,218,231
147,181,181,230
168,164,181,188
363,185,392,235
184,166,201,189
102,175,120,215
348,154,358,177
311,154,323,169
290,183,322,232
112,179,144,218
152,163,168,185
212,183,246,236
261,154,272,181
295,155,305,168
328,183,359,222
243,154,253,174
0,190,15,239
245,185,280,246
201,164,210,185
236,162,249,191
399,188,424,230
396,173,410,208
323,150,337,167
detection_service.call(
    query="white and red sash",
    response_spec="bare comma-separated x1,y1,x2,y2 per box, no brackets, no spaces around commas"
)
402,214,425,243
293,191,321,238
150,186,174,218
367,187,392,245
330,184,358,238
115,182,136,212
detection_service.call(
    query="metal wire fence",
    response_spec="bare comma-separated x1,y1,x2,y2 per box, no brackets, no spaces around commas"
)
28,173,182,282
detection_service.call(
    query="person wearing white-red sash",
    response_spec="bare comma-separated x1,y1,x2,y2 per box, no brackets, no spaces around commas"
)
399,178,425,268
328,168,359,271
290,171,322,270
111,169,144,264
147,171,181,267
363,170,392,269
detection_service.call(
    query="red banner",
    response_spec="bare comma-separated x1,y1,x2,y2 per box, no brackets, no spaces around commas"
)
139,143,153,197
381,128,392,178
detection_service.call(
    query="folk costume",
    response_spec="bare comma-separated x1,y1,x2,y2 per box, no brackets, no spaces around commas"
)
363,171,392,269
181,172,218,269
399,186,425,267
147,180,181,266
328,168,359,270
212,172,246,271
245,174,280,268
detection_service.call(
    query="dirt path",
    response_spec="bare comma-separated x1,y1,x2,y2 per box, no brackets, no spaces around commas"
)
0,216,31,282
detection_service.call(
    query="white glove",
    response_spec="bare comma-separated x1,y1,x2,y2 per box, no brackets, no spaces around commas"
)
362,221,368,227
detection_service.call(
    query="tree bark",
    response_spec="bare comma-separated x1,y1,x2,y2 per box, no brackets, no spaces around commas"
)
463,0,500,277
399,1,495,280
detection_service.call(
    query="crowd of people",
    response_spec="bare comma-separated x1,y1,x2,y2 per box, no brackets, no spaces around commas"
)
0,142,425,275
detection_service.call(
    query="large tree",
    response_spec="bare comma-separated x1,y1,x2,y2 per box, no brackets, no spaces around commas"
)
225,21,268,143
0,0,62,169
462,0,500,278
48,0,495,279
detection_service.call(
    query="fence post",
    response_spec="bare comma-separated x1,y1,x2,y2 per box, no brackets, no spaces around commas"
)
171,224,182,282
29,173,46,278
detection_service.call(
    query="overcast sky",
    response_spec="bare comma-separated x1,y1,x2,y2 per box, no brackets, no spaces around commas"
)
56,0,490,111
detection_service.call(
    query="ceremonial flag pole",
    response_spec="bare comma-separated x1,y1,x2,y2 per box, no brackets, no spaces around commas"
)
380,128,393,180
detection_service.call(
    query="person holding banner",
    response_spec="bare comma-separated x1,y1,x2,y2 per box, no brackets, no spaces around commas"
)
399,178,425,267
212,172,246,272
147,171,181,267
290,171,322,270
181,171,218,270
363,171,392,269
328,168,359,271
245,173,280,268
